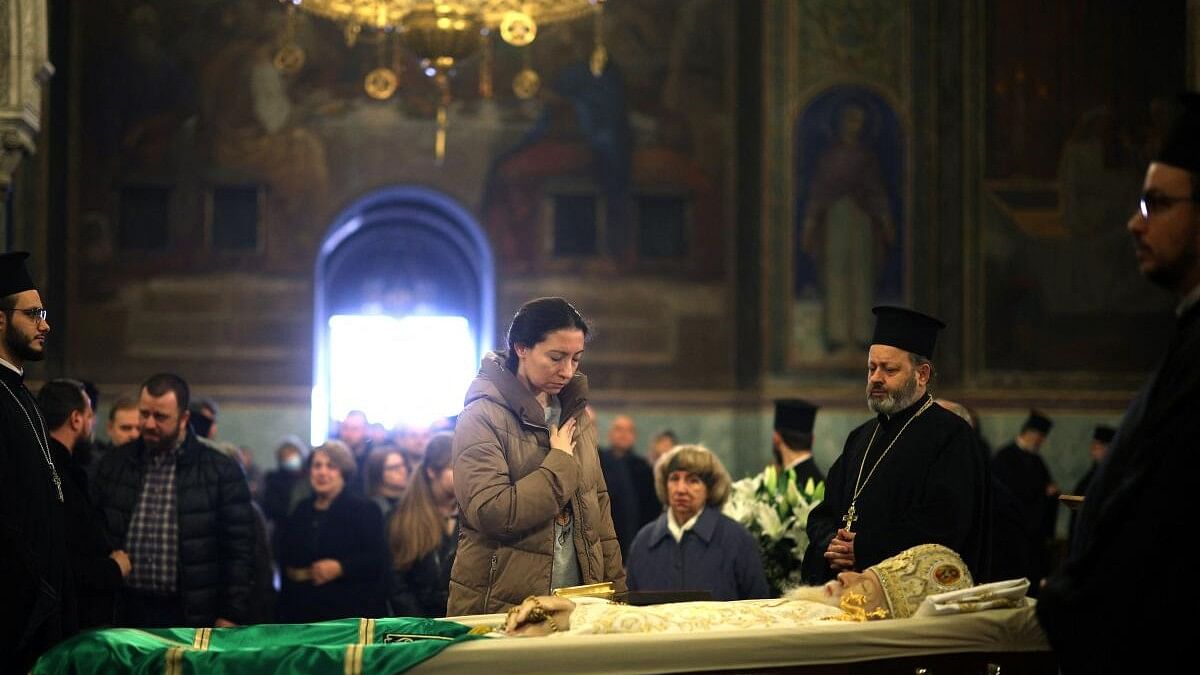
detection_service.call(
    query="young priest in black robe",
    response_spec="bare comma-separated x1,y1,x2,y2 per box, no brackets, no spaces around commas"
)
0,252,71,673
770,399,824,490
990,410,1059,594
1038,93,1200,674
1066,424,1113,547
802,306,988,584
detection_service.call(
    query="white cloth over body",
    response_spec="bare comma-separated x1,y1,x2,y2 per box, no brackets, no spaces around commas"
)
562,597,843,635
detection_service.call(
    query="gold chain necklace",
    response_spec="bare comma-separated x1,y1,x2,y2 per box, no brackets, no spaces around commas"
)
842,394,935,532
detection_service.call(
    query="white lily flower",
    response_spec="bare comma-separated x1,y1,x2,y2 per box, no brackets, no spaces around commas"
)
754,501,785,540
722,494,754,526
785,479,803,510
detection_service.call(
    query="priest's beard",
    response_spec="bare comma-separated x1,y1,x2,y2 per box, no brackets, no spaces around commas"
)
3,324,45,362
867,371,920,415
1144,234,1199,292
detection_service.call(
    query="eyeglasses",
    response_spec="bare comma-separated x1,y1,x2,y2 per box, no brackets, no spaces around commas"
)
5,307,47,322
384,463,407,472
1138,191,1200,218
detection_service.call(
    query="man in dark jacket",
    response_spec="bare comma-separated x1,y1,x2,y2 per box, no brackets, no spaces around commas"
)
261,437,307,526
599,415,659,557
38,378,131,630
81,394,139,481
92,373,254,628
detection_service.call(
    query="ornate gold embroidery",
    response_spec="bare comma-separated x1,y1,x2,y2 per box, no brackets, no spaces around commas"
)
826,592,888,622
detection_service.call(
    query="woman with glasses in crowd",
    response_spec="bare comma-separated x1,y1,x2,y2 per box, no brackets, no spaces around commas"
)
365,445,409,516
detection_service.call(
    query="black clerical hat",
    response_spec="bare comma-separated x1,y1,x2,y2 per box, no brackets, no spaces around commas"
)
1093,425,1115,444
1023,410,1053,434
1156,92,1200,173
774,399,818,433
81,380,100,410
0,251,36,298
870,306,945,359
189,408,214,438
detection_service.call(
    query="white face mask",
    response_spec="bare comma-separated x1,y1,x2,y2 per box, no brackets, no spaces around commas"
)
283,456,302,471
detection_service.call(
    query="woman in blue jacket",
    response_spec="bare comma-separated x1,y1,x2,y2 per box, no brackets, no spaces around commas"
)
626,445,768,601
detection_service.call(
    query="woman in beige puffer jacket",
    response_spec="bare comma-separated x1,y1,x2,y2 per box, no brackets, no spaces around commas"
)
447,298,625,615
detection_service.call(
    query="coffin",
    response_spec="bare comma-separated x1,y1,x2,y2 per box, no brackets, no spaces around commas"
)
34,603,1053,674
433,603,1054,674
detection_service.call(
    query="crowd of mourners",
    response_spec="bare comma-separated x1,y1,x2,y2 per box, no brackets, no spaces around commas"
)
10,90,1200,671
0,291,1140,675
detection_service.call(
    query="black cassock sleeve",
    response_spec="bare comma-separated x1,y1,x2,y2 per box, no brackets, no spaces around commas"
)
801,430,856,584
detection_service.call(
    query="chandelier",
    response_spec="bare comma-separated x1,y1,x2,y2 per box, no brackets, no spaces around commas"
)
276,0,607,164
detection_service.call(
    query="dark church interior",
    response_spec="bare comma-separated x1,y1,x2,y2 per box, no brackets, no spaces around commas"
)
1,0,1192,671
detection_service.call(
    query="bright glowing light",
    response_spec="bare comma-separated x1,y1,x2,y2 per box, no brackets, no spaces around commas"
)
328,314,476,429
310,384,329,447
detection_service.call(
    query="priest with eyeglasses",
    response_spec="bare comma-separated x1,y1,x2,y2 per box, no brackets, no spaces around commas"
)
1037,92,1200,674
0,251,72,673
802,306,989,584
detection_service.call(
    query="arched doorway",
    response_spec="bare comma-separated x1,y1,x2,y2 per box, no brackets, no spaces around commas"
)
312,187,493,443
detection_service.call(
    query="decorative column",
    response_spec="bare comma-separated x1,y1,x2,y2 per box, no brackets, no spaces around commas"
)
0,0,52,196
1191,0,1200,89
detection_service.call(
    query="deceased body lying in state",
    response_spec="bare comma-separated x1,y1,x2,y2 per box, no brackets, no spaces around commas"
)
34,544,1049,674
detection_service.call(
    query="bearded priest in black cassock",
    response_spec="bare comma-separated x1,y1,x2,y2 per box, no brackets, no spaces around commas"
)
802,306,988,584
0,252,72,674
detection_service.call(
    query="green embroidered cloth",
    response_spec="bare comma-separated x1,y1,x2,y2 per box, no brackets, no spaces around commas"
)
32,617,485,674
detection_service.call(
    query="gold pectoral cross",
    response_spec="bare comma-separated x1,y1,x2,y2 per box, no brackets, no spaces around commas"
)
842,502,858,532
